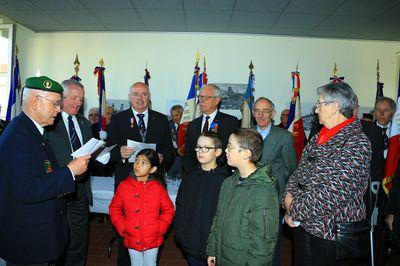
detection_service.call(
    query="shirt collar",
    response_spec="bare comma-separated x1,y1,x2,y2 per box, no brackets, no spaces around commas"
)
26,113,44,135
132,108,149,117
203,109,218,121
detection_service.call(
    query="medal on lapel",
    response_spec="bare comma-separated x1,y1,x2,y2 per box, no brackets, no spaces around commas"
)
44,160,53,173
130,118,135,128
210,121,219,133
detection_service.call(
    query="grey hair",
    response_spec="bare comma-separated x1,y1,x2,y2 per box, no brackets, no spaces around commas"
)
200,84,221,98
129,82,150,94
254,97,275,111
170,104,183,113
375,97,396,113
61,79,84,97
317,82,356,118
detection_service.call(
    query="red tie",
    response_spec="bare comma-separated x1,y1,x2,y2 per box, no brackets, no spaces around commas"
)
203,116,210,133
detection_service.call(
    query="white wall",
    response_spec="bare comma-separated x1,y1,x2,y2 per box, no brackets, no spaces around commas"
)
13,24,400,118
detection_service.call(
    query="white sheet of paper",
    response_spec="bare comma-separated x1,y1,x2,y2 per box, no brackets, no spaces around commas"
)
127,139,156,163
97,144,117,158
71,138,105,157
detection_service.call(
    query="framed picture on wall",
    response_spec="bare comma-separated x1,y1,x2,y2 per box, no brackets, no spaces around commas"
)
0,24,15,120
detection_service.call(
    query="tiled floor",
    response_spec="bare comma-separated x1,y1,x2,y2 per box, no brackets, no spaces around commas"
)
86,214,293,266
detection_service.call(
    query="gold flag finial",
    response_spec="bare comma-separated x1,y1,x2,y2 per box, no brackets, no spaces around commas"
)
203,56,206,68
249,60,254,71
195,51,200,63
73,54,80,77
296,62,299,71
333,62,338,77
15,45,19,54
99,58,104,67
377,59,380,82
146,60,148,69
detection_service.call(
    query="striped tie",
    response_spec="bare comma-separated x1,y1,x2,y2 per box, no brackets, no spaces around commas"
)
68,115,82,151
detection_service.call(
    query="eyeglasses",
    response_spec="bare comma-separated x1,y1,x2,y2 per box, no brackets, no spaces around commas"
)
36,95,62,107
198,95,219,101
226,143,244,152
130,92,150,98
253,109,273,116
195,146,220,153
315,101,335,107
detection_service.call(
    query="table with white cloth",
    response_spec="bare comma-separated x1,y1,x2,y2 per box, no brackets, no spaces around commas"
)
90,176,180,214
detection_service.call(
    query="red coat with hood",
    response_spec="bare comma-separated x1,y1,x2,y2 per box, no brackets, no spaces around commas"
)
109,176,174,251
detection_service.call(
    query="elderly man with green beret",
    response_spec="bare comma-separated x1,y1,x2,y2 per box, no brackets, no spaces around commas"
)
0,76,91,266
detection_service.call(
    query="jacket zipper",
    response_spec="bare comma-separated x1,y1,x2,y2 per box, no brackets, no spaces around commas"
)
262,209,267,239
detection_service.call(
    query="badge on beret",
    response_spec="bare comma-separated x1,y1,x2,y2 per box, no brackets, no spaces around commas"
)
43,80,52,89
25,76,63,94
44,160,53,173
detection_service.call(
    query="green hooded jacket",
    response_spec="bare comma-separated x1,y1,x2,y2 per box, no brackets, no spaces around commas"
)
206,164,279,266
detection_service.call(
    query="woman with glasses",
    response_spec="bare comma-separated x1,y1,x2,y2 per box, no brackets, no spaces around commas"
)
283,82,371,266
175,131,230,266
206,128,279,266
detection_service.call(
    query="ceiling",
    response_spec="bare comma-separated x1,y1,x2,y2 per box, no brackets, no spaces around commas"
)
1,0,400,41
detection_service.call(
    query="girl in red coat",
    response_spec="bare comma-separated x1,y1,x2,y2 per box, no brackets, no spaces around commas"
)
109,149,175,266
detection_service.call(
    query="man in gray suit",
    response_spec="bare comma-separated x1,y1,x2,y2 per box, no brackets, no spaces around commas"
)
47,79,93,266
253,97,297,266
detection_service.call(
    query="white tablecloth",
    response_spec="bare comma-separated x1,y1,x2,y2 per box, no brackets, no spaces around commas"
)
89,176,180,214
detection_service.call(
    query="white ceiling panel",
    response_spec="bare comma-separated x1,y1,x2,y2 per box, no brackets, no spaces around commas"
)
0,0,36,10
235,0,290,12
81,0,133,9
273,13,325,29
334,0,398,17
0,0,399,40
316,15,371,31
138,9,185,28
268,27,311,36
230,11,279,28
92,9,143,25
285,0,344,14
29,0,85,10
186,10,230,29
184,0,234,10
132,0,182,9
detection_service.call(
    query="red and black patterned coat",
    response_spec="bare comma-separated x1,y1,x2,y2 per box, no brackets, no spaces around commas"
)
285,119,371,240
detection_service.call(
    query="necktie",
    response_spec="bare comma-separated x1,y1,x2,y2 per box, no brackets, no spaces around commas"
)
203,116,210,133
68,115,82,151
137,114,146,141
382,127,388,150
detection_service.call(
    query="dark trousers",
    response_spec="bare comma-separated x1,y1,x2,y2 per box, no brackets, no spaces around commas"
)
64,184,89,266
117,236,131,266
186,256,208,266
294,226,351,266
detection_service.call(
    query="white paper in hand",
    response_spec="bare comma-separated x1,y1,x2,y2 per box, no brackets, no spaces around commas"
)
127,139,156,163
71,138,105,158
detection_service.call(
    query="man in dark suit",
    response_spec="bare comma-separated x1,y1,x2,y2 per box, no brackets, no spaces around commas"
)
168,104,183,178
46,79,95,266
253,97,297,266
0,76,90,266
182,84,239,174
107,81,174,266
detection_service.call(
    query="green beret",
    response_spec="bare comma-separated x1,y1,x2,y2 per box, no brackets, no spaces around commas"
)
25,76,63,94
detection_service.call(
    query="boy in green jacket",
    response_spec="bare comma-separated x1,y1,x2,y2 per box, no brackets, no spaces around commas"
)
207,128,279,266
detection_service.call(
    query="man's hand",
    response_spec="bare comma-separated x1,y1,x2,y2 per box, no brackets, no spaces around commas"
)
386,214,394,231
67,155,91,176
284,192,293,211
120,145,135,159
207,256,216,266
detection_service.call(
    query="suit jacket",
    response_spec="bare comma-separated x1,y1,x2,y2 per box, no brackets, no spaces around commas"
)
46,113,93,205
182,111,239,173
0,112,75,264
107,108,175,186
259,125,297,200
169,120,178,151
